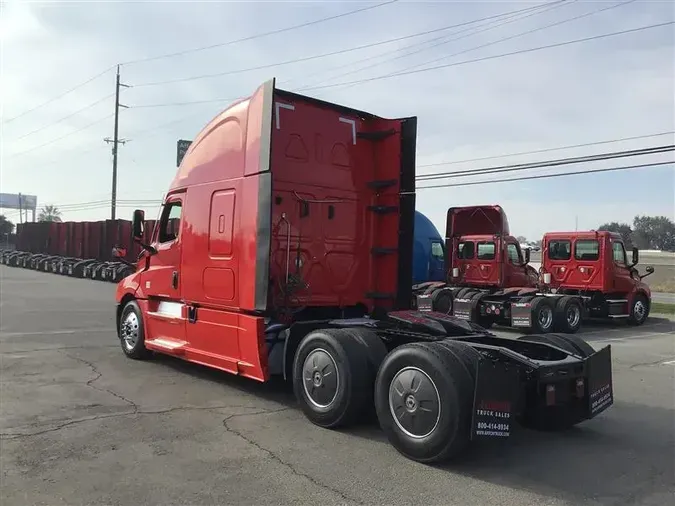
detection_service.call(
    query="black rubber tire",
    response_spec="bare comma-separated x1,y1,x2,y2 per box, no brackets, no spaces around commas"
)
517,333,579,356
553,296,583,334
119,300,151,360
628,293,649,326
530,296,555,334
374,341,474,464
454,287,473,300
435,339,482,380
552,333,595,357
431,287,454,314
292,328,370,429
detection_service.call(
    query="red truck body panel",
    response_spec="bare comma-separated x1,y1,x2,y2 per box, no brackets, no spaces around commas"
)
117,78,417,382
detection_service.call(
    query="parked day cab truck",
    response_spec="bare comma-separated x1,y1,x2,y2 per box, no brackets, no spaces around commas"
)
114,79,614,464
414,205,654,334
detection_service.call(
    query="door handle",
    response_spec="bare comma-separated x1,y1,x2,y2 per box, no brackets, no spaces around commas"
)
172,271,179,289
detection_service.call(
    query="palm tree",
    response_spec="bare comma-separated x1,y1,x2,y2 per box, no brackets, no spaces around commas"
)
38,205,62,222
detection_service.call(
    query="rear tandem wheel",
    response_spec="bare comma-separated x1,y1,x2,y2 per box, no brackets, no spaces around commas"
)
374,341,477,464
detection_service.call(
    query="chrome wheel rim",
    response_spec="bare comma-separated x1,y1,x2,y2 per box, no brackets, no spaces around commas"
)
566,305,581,328
539,305,554,330
121,312,139,351
302,348,339,409
389,366,441,439
634,300,646,322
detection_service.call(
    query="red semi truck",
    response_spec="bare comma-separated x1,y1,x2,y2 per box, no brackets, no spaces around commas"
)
113,79,614,464
414,206,654,334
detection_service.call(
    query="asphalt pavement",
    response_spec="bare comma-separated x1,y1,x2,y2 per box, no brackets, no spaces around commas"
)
1,266,674,506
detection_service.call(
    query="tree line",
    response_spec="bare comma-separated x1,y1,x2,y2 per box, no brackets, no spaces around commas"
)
514,215,675,253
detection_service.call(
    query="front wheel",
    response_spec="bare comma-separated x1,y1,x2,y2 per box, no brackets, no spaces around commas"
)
628,294,649,325
119,300,151,360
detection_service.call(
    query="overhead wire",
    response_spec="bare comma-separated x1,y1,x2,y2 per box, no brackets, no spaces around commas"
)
2,66,117,125
292,0,572,92
417,160,674,190
371,0,637,89
418,131,675,168
131,1,561,88
119,0,400,66
132,21,671,109
11,93,115,142
301,21,674,92
3,1,397,124
6,113,115,159
416,145,675,181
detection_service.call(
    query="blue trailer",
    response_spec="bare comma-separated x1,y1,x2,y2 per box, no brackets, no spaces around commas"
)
413,211,446,284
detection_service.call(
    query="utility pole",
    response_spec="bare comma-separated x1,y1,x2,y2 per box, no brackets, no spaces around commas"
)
104,65,129,220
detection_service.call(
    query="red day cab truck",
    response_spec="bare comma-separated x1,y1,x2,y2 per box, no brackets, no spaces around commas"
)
114,79,615,464
414,206,654,334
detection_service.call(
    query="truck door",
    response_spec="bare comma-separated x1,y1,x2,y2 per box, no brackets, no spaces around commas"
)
609,239,634,293
141,193,187,348
428,240,446,281
504,241,531,287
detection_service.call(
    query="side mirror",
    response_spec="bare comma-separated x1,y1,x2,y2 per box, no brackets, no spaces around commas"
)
132,209,145,239
523,248,531,265
632,247,639,266
112,246,127,259
640,265,655,280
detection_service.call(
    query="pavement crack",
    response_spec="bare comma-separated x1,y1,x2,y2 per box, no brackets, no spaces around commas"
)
222,409,362,505
1,404,281,440
61,351,139,413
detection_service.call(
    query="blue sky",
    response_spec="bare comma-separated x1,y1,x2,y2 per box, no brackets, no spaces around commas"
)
2,0,673,240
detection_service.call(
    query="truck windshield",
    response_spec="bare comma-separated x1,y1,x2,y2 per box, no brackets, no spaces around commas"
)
431,241,444,260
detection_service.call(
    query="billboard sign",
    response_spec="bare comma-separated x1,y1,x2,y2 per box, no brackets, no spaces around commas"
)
177,139,192,167
0,193,37,210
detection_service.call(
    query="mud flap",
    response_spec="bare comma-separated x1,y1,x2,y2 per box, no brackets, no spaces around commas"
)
470,359,521,439
586,345,613,418
510,301,532,328
452,298,473,321
415,293,432,312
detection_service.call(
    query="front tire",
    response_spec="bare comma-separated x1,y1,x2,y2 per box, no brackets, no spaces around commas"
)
119,300,151,360
292,328,370,429
628,294,649,325
374,342,474,464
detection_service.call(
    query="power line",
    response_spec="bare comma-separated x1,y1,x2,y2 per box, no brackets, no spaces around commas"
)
120,0,400,66
133,21,671,110
375,0,636,86
130,1,563,107
293,0,572,92
2,1,397,125
131,1,560,88
301,21,674,92
417,160,674,190
416,145,675,181
6,113,115,160
418,131,675,168
12,93,115,142
2,66,117,125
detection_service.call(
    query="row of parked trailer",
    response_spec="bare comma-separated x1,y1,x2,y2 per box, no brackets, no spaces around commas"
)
0,218,158,282
0,249,134,282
